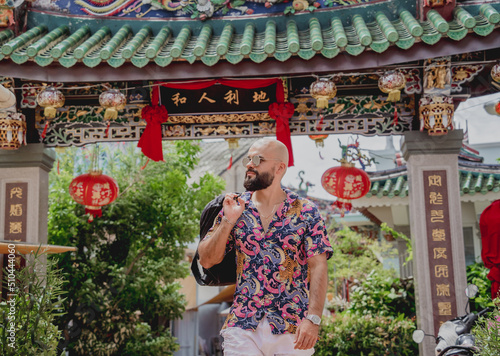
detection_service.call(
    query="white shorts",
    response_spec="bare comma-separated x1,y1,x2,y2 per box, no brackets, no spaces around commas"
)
220,318,315,356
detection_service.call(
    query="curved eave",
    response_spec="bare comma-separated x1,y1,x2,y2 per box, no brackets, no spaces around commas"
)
0,5,498,81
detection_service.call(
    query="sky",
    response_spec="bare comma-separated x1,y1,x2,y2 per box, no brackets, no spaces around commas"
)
281,92,500,200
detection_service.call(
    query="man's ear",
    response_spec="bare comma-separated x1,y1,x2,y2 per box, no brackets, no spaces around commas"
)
277,162,287,175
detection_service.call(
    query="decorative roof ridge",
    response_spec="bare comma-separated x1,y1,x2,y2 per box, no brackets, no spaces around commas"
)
2,4,498,73
458,161,500,175
367,166,408,181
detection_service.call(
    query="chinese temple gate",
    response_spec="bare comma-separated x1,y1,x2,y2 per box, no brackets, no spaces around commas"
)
1,0,500,354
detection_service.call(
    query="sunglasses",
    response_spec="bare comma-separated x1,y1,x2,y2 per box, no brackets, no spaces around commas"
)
242,156,281,167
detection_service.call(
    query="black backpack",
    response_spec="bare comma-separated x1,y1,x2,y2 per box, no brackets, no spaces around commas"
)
191,194,237,286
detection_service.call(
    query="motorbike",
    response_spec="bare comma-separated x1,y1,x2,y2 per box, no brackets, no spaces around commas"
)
412,284,490,356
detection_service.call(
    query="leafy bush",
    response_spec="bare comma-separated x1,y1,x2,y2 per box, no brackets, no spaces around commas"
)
466,262,494,311
327,227,396,297
473,301,500,356
123,323,179,356
0,253,66,356
348,271,415,319
315,313,417,356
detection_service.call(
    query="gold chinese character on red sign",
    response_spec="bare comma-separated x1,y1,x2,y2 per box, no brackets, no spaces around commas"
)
10,204,23,217
9,222,22,234
428,175,442,187
435,265,449,278
431,210,444,223
434,247,447,259
438,302,452,315
432,228,446,241
429,192,443,205
10,187,23,199
436,284,450,297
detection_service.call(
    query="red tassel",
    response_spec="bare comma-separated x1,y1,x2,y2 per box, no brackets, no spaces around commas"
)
57,160,60,175
332,200,352,217
393,104,398,126
227,155,233,170
41,121,49,139
104,122,111,138
316,114,324,131
141,158,150,170
85,207,102,223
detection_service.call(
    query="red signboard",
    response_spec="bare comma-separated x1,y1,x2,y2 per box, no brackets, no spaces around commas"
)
423,170,457,335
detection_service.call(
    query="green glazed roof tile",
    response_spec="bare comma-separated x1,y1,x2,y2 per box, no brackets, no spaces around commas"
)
367,167,500,199
1,5,499,69
447,20,468,41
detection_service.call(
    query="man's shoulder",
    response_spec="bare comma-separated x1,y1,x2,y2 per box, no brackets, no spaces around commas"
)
283,190,321,217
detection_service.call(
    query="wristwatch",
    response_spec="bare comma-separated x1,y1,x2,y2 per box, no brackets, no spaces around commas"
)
305,314,321,326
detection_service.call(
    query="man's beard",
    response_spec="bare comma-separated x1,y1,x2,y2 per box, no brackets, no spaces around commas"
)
244,169,274,191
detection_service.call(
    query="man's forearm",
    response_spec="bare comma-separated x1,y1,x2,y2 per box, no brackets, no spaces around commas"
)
307,253,328,316
198,219,234,269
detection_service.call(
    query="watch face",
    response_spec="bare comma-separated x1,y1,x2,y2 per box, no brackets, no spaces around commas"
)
308,315,321,325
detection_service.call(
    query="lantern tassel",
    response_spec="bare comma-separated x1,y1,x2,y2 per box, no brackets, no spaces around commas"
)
141,158,150,170
393,104,398,126
316,97,329,109
387,89,401,102
104,121,111,138
44,107,57,119
104,108,118,120
85,207,102,223
227,155,233,170
332,199,353,217
41,121,49,139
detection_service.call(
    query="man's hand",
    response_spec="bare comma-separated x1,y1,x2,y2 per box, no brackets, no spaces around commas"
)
223,193,245,224
293,319,319,350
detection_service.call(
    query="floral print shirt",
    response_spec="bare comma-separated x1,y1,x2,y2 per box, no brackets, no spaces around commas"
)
206,188,333,335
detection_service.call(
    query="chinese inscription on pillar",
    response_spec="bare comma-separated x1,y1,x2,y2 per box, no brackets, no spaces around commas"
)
423,170,457,334
4,182,28,241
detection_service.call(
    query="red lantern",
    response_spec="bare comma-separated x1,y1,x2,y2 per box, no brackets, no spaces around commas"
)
321,161,370,216
496,101,500,115
69,170,119,222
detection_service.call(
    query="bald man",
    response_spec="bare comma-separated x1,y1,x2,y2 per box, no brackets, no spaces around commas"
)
198,138,333,356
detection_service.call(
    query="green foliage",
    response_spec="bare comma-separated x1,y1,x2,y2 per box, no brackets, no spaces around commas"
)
123,323,179,355
466,262,495,311
48,142,225,355
380,223,412,264
328,227,396,290
0,253,67,356
348,271,415,319
319,226,416,355
315,313,417,356
473,301,500,356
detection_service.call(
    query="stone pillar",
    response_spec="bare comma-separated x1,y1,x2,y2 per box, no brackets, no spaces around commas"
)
401,130,467,356
0,144,55,244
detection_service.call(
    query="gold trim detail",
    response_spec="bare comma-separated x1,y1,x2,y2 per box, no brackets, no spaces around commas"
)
167,112,271,124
